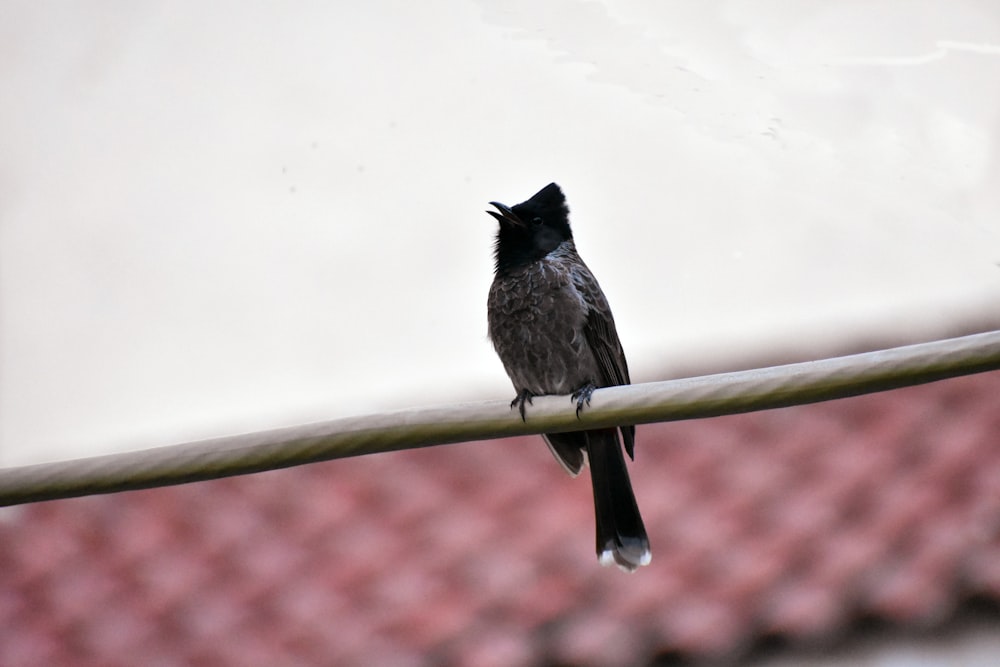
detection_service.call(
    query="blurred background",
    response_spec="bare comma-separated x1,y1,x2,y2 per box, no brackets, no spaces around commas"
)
2,1,1000,665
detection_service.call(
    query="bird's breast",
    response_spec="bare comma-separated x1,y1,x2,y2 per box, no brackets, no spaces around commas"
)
487,257,596,395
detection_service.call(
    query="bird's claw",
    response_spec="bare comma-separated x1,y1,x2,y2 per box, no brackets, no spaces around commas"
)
511,390,534,421
571,383,596,418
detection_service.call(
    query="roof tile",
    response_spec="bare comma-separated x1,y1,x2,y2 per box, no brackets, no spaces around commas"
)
3,370,1000,664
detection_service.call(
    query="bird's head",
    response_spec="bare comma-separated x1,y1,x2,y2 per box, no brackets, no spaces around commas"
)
488,182,573,274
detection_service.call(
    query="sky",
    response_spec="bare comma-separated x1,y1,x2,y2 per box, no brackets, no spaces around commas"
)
2,0,1000,465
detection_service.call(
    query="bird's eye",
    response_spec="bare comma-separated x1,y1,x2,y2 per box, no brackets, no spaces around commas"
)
531,217,543,226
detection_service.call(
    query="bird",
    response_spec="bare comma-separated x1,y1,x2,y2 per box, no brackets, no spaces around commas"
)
486,182,650,571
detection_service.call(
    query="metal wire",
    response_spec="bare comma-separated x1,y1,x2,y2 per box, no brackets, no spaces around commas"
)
2,330,1000,506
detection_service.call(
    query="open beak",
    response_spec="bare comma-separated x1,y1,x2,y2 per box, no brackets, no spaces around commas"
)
486,201,524,227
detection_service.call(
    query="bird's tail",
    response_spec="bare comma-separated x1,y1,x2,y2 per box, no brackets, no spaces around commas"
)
587,428,651,572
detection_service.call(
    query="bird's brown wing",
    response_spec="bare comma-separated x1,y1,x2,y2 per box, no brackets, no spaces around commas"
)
584,306,630,387
577,270,635,458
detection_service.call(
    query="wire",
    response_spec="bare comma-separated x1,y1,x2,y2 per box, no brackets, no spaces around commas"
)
2,330,1000,506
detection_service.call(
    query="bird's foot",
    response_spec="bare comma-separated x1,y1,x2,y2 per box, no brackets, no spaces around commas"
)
571,383,597,418
510,389,534,421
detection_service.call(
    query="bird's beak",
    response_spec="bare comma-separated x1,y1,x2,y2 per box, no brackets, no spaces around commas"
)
487,201,524,227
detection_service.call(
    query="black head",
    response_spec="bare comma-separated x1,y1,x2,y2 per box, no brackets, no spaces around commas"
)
488,183,573,274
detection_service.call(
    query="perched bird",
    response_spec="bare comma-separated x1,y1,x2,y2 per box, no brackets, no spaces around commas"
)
486,182,650,571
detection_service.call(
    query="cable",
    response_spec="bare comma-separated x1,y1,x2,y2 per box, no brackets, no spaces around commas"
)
2,330,1000,506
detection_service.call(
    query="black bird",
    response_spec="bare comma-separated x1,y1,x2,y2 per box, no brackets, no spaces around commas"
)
486,182,650,571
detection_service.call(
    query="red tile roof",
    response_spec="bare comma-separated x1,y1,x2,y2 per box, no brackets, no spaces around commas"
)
2,370,1000,666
